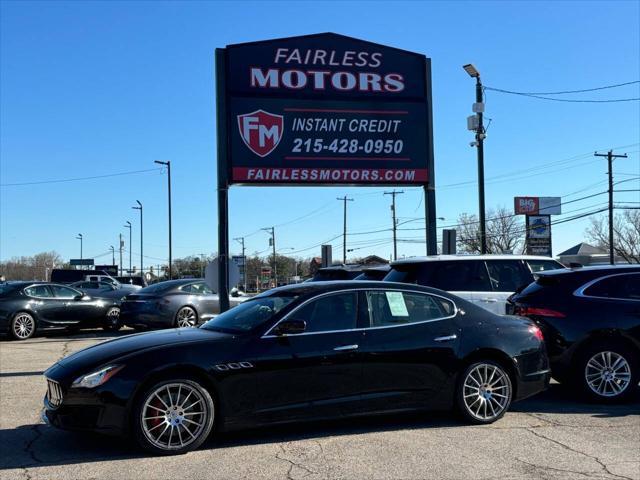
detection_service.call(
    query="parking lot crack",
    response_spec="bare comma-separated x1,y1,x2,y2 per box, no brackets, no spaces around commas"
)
276,443,319,480
525,427,635,480
24,423,45,464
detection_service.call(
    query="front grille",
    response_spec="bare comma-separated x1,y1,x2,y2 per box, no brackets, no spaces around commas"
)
46,379,64,408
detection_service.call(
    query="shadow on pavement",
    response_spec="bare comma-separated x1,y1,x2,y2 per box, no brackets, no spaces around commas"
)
1,384,638,470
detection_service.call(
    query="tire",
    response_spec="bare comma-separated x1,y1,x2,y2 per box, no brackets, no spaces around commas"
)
457,360,513,425
103,307,122,331
133,379,215,455
573,341,639,403
10,312,36,340
175,307,198,328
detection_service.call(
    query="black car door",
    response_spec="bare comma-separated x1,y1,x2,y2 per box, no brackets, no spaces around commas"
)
49,284,99,324
242,291,367,422
23,285,60,324
358,288,462,412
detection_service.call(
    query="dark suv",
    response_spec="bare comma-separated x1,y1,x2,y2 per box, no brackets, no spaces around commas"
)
509,265,640,402
384,255,565,314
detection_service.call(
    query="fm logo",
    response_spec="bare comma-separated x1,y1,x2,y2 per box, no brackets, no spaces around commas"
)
237,110,283,157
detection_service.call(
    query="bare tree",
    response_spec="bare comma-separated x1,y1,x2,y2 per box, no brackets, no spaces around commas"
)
0,251,64,281
456,207,525,254
585,210,640,264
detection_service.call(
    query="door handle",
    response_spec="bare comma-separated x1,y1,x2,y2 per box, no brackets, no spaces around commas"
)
434,334,457,342
481,298,498,303
334,344,359,351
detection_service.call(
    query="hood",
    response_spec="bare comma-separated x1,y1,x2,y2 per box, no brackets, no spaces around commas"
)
51,328,232,377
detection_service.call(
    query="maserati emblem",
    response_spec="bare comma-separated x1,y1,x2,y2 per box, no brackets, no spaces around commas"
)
237,110,283,157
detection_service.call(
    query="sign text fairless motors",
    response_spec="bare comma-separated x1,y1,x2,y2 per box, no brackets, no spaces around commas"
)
223,33,431,185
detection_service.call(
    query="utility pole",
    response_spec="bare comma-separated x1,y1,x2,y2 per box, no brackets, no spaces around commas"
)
124,221,132,274
133,200,143,278
337,196,354,264
110,246,115,266
234,237,246,292
119,233,123,276
384,190,404,261
154,161,172,279
262,227,276,287
595,150,628,264
463,64,487,254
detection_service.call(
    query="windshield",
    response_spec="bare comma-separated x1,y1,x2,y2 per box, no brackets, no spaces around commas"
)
138,282,176,294
384,267,418,283
201,295,298,333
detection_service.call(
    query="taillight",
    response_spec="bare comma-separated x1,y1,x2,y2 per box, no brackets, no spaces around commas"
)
514,305,565,318
528,325,544,341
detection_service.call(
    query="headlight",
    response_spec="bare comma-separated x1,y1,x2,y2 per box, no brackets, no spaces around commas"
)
72,365,124,389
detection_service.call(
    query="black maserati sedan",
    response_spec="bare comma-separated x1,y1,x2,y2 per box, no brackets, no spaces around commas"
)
42,281,549,455
509,265,640,403
0,282,121,340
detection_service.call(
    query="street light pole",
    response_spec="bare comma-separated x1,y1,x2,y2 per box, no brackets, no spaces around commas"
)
76,234,83,261
154,161,172,279
463,64,487,254
119,233,123,276
133,200,143,276
233,237,246,292
384,191,404,261
337,196,354,264
110,245,115,266
262,227,276,286
124,221,132,274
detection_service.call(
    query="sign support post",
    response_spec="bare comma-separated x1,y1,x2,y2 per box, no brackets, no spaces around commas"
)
424,58,437,255
216,48,230,312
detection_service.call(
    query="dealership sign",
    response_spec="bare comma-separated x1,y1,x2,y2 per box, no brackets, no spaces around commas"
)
514,196,562,215
219,33,432,185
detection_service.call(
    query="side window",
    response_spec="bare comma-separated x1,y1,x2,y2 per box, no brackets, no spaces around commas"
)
24,285,53,298
51,285,81,298
428,261,492,292
291,292,358,333
486,260,532,292
180,284,193,293
198,283,213,294
527,260,564,273
584,274,640,300
367,291,454,327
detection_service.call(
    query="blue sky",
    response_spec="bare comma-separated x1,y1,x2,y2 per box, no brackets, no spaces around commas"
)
1,0,639,268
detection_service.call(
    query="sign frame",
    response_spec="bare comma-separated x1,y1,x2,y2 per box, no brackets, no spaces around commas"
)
216,33,437,311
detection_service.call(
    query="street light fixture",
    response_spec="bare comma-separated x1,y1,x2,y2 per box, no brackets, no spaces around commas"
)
124,221,132,274
76,234,83,261
154,161,172,279
132,200,143,277
463,63,487,254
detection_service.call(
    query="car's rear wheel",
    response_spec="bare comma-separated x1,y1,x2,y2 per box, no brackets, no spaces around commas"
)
575,341,638,403
133,379,214,455
10,312,36,340
175,307,197,328
103,307,122,331
457,361,513,424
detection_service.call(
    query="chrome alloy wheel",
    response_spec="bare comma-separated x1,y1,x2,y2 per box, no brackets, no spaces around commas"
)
176,307,197,328
585,351,631,397
462,363,511,421
13,313,35,340
141,382,210,451
106,307,120,325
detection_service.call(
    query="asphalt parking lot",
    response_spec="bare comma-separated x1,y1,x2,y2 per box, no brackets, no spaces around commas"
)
0,331,638,480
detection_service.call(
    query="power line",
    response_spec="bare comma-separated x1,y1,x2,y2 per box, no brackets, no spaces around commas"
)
0,168,163,187
485,86,640,103
485,80,639,96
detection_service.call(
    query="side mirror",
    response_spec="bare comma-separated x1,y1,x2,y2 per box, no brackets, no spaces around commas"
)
274,319,306,336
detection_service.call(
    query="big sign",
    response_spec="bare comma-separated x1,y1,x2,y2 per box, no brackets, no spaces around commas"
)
219,33,432,185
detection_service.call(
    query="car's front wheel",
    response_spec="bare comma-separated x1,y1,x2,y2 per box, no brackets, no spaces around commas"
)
576,341,638,403
10,312,36,340
457,361,513,424
103,307,122,331
133,379,215,455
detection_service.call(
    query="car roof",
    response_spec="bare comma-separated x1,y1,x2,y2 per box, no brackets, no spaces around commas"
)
391,255,563,266
317,264,368,272
538,264,640,277
255,280,452,297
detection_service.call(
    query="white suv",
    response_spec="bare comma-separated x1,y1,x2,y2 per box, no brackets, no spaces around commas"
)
384,255,565,314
